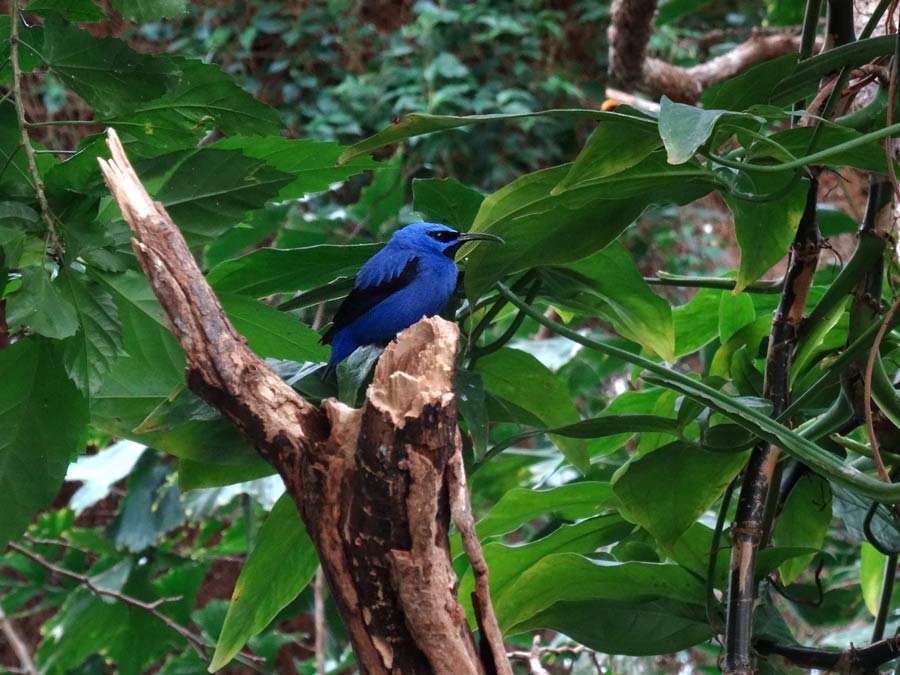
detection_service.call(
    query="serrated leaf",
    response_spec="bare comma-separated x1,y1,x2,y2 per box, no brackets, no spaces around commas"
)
210,493,318,671
106,60,280,150
213,136,379,201
0,338,88,551
6,266,79,339
42,16,177,116
58,270,124,396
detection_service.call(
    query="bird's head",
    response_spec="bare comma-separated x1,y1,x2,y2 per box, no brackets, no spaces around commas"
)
390,222,503,258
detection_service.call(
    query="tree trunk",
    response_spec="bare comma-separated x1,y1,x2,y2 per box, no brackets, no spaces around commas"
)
98,128,512,675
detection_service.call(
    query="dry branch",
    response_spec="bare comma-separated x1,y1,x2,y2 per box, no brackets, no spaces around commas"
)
98,128,511,675
608,0,806,103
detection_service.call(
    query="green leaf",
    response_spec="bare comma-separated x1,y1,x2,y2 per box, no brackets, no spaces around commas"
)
673,287,724,356
212,135,379,201
412,177,485,232
541,242,676,360
464,152,719,297
6,266,79,339
773,474,832,585
516,597,714,656
725,173,809,293
552,114,662,192
461,516,633,624
220,294,328,363
24,0,105,22
0,338,88,550
659,96,761,165
474,482,615,541
498,553,705,632
771,35,896,106
149,149,293,244
751,125,898,175
106,60,280,150
58,269,124,396
337,109,653,166
456,368,489,459
210,493,318,671
477,347,588,471
178,458,275,490
108,0,185,21
42,16,177,116
719,290,756,344
0,19,43,86
860,542,887,617
349,152,403,232
0,102,48,198
207,243,380,297
702,54,798,111
657,0,714,24
613,442,748,546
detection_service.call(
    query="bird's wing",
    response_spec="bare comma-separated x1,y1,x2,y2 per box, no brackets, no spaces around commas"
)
320,255,420,345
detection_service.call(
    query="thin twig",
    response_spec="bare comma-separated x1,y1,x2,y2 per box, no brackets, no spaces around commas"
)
8,0,58,253
863,296,900,482
0,604,37,675
22,533,96,559
314,566,325,675
6,542,268,672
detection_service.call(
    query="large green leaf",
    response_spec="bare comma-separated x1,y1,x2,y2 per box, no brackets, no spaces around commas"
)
24,0,105,22
725,173,809,293
219,294,328,363
58,269,124,396
412,177,485,232
477,347,588,471
6,266,79,339
463,152,719,297
337,109,651,166
474,482,614,541
860,542,887,617
0,19,44,86
106,60,280,150
773,474,832,584
551,114,662,192
150,149,293,244
213,135,379,201
42,16,177,116
541,242,675,361
459,516,633,623
497,553,705,632
658,96,761,165
613,442,748,546
207,243,380,297
0,338,88,550
210,493,318,671
515,597,714,656
702,54,799,111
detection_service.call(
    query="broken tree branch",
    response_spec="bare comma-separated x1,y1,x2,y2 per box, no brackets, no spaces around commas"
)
608,0,808,103
98,127,510,675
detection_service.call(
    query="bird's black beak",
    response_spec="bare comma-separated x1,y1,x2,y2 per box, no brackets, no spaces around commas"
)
456,232,504,244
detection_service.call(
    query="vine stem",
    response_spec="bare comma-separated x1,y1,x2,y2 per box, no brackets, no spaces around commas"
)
864,295,900,481
8,0,58,252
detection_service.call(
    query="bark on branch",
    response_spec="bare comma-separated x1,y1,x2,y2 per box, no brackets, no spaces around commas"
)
608,0,806,103
98,128,511,675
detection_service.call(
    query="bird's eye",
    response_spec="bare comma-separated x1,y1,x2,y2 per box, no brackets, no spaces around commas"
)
427,230,458,243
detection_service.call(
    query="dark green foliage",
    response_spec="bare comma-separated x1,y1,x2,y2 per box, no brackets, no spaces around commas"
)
3,1,900,673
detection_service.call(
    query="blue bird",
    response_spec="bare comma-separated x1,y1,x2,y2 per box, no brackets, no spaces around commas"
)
321,222,502,374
